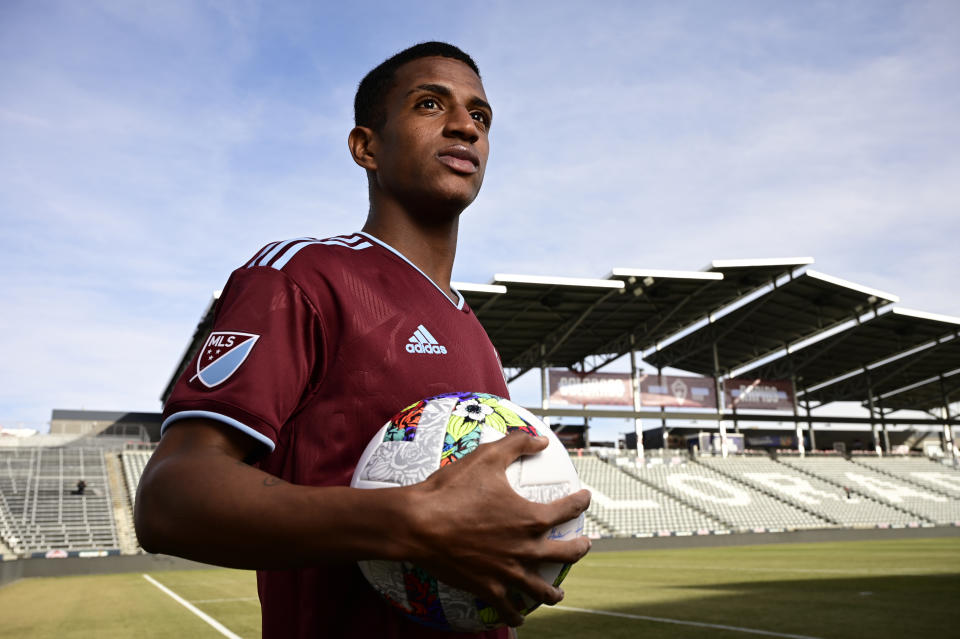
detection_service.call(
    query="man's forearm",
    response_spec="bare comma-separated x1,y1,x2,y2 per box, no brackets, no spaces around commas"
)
135,437,413,569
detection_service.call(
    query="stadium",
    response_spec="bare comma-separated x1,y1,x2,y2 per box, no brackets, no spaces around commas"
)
5,2,960,637
2,256,958,638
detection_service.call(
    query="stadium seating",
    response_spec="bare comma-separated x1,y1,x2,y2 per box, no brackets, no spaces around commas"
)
0,448,120,554
778,456,960,525
121,450,153,510
850,456,960,500
623,457,830,532
698,455,921,527
2,443,958,554
571,455,724,536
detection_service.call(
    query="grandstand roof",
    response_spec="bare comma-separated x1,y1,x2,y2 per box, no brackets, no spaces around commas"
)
160,294,220,404
459,270,728,378
643,269,899,375
739,308,960,406
797,315,960,410
872,365,960,413
50,410,162,423
459,259,818,380
162,257,958,418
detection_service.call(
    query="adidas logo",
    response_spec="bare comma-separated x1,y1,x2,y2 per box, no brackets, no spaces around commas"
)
406,324,448,355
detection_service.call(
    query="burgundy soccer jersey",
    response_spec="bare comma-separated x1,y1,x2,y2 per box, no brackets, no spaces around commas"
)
162,231,510,639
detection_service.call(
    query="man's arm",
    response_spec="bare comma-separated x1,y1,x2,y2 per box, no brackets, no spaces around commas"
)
135,419,591,626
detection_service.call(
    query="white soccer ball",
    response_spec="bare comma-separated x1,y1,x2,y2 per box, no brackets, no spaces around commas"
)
350,391,583,632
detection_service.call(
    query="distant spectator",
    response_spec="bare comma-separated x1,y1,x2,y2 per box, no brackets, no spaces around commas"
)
843,485,851,500
71,479,86,495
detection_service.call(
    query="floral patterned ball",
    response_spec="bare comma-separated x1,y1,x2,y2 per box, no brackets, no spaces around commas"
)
350,392,583,631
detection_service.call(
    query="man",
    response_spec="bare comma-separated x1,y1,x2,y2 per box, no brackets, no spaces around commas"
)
135,42,591,638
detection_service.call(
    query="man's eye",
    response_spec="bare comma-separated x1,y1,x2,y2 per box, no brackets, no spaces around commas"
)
471,112,490,127
418,98,438,109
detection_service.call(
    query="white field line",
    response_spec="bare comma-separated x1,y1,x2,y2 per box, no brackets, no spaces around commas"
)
556,606,822,639
143,574,244,639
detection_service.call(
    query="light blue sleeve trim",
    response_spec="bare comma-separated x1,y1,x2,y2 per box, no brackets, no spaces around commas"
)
161,410,276,452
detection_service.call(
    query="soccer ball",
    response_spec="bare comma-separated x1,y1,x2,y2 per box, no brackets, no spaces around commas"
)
350,391,584,631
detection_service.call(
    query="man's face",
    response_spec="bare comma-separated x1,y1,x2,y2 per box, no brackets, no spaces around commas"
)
372,56,492,214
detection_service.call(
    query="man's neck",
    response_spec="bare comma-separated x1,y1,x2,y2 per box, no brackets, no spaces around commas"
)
361,211,460,303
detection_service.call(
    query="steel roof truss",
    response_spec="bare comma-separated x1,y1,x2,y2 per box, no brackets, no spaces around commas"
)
505,288,620,379
584,277,723,373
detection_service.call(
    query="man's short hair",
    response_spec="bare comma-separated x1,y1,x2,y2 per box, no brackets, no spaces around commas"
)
354,42,481,131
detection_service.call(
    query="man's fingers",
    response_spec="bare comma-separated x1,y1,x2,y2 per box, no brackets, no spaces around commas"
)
482,570,565,627
483,430,549,465
534,536,592,564
479,583,525,627
537,487,591,527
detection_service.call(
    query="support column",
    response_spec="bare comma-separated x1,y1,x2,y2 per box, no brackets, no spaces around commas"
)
791,376,805,457
629,336,645,464
712,342,728,458
879,401,891,454
805,397,817,451
941,374,958,467
539,344,550,429
865,370,881,457
658,365,668,455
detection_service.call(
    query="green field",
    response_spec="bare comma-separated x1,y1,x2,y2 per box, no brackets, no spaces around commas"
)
1,538,958,638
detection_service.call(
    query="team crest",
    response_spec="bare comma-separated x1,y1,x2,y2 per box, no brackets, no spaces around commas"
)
192,331,260,388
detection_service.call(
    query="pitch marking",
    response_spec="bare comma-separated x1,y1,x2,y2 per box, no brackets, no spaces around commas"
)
556,606,822,639
143,574,244,639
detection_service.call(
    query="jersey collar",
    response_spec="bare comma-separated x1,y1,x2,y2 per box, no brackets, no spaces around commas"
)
357,231,466,311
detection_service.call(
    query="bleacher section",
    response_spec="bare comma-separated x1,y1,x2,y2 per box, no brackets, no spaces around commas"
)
779,456,960,525
121,450,152,510
571,456,724,536
698,455,920,527
0,448,119,554
850,456,960,500
2,445,958,553
623,458,830,533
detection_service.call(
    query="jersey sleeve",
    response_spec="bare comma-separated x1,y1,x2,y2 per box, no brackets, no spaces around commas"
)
161,266,324,453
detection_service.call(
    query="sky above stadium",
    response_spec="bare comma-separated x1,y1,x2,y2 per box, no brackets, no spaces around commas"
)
1,1,958,435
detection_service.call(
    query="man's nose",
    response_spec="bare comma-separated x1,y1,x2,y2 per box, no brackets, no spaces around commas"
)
443,104,479,142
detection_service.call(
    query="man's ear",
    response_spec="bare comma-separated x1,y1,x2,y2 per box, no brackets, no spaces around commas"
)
348,126,378,171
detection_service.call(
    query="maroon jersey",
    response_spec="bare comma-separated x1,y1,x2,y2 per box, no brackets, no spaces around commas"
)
162,232,509,639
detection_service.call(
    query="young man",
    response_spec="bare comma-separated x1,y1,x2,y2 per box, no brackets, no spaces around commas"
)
135,42,591,638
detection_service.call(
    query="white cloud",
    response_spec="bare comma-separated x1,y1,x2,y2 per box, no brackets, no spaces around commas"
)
2,1,959,428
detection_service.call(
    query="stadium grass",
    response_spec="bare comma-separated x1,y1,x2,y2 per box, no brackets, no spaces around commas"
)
0,537,957,638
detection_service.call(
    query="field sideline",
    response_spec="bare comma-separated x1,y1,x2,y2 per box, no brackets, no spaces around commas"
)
1,537,957,638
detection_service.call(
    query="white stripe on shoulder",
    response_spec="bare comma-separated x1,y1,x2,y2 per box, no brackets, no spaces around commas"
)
246,234,374,272
271,235,372,271
251,237,316,268
325,234,367,245
271,241,324,270
318,236,372,250
245,241,280,268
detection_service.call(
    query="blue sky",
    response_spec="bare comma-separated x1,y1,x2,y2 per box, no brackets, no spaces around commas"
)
1,1,958,436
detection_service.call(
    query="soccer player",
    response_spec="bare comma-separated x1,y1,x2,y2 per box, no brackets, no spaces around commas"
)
135,42,591,638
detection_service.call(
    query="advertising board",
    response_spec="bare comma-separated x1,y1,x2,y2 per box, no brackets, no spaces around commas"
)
725,378,794,411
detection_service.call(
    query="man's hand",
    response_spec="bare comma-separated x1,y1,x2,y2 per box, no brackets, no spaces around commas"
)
401,431,592,627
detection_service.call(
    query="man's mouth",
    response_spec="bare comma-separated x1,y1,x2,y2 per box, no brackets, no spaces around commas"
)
437,145,480,174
